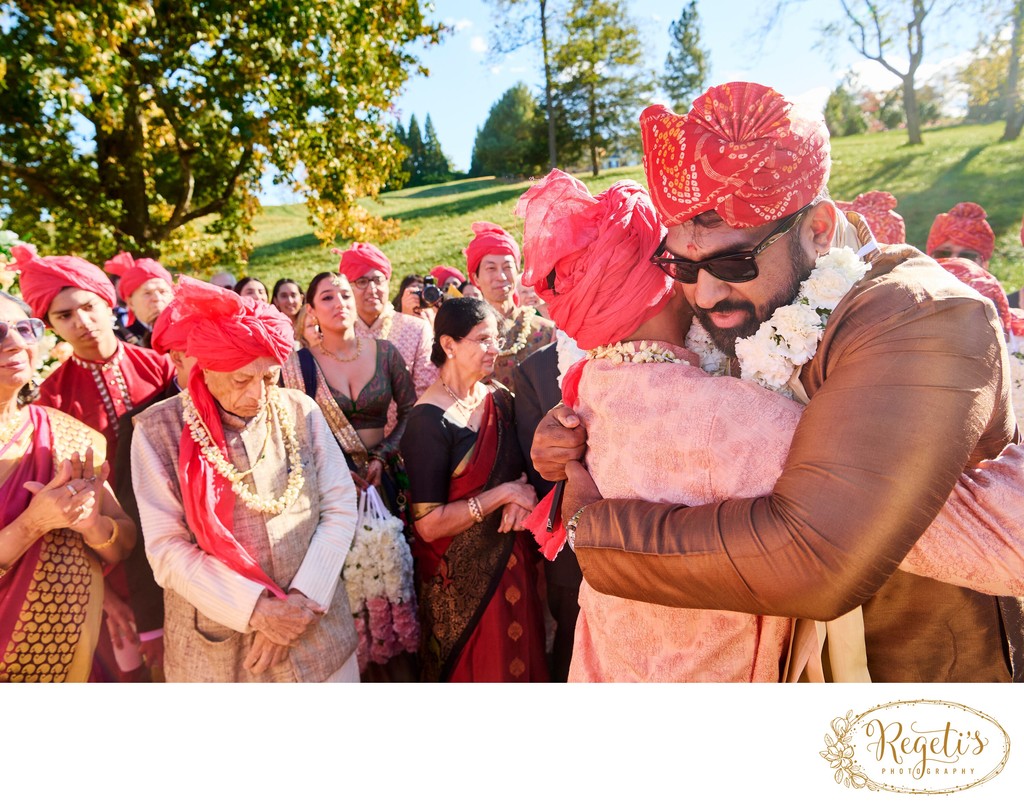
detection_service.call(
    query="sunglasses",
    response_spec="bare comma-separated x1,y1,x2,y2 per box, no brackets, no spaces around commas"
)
650,203,813,284
931,247,982,263
0,318,45,344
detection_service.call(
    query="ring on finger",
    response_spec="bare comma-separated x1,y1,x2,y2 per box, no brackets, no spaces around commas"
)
65,483,79,496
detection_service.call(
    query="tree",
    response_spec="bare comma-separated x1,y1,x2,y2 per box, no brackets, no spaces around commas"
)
663,1,710,110
486,0,562,168
551,0,655,177
0,2,441,268
1003,0,1024,140
469,83,547,178
405,114,425,184
419,114,453,184
824,81,868,136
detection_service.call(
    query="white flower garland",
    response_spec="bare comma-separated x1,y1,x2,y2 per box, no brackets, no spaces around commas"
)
181,387,305,515
586,340,688,366
499,307,536,357
686,246,870,397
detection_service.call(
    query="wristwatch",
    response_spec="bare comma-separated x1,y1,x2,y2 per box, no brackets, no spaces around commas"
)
565,506,587,551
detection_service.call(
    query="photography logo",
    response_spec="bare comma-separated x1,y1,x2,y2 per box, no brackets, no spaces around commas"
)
820,700,1010,794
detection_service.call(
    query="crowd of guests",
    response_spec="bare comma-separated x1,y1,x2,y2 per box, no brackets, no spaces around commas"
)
3,81,1024,683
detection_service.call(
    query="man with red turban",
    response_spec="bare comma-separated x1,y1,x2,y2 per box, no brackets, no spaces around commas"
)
836,191,906,245
104,252,174,347
926,202,996,268
429,265,465,294
335,243,437,404
130,278,360,681
463,221,554,392
533,82,1022,683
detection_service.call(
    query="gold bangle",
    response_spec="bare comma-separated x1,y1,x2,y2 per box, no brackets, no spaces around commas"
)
85,516,119,551
467,496,484,524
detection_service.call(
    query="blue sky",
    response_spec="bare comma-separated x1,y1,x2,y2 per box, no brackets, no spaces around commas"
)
394,0,986,172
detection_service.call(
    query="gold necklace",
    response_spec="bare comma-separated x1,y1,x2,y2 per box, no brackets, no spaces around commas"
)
0,408,26,446
440,378,483,417
181,388,305,516
318,336,362,363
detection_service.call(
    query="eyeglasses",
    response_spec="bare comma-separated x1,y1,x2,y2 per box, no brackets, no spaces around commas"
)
931,247,982,263
352,275,389,290
459,336,502,350
650,203,813,284
0,318,45,344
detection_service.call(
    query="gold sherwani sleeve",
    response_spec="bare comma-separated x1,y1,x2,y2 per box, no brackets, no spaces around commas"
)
575,260,1011,622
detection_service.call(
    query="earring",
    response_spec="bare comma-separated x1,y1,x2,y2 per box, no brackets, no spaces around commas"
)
447,352,454,359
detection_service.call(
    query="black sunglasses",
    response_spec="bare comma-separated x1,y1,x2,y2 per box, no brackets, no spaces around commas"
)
650,203,813,284
930,247,981,263
0,318,45,344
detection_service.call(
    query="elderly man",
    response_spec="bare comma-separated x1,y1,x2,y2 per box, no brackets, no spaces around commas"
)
105,252,175,348
926,202,996,268
463,222,554,392
131,278,359,681
338,243,437,405
534,83,1022,682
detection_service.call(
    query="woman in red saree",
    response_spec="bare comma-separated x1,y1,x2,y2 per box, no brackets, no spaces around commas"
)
0,292,135,682
400,298,547,682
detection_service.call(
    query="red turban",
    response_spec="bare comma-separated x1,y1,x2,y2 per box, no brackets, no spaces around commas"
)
1010,308,1024,338
429,265,465,287
12,243,117,322
937,256,1011,334
926,203,995,265
836,191,906,244
464,221,521,281
516,169,671,350
335,242,392,282
150,293,196,355
104,251,173,325
173,277,295,599
641,83,831,229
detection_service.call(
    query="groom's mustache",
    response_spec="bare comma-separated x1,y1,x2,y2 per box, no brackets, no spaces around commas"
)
693,300,756,318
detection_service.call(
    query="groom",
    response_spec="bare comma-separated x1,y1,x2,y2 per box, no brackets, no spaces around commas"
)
533,82,1022,682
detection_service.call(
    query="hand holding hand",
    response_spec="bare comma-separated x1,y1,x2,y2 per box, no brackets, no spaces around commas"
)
531,404,587,481
501,474,539,511
244,631,290,674
562,460,602,527
22,459,97,535
249,592,325,646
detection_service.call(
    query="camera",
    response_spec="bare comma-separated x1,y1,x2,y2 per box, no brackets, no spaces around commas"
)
418,277,444,308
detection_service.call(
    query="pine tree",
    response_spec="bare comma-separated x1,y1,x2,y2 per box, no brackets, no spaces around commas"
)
420,114,452,183
469,83,548,177
405,114,425,184
663,1,709,110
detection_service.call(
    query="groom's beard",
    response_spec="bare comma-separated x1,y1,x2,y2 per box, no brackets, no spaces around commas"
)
694,237,817,357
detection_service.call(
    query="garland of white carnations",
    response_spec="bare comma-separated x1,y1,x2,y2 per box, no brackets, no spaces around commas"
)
342,485,419,672
499,307,536,357
586,340,689,366
0,223,71,380
181,387,305,515
686,246,870,398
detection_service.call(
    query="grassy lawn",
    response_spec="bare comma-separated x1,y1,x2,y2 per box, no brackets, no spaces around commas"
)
246,122,1024,295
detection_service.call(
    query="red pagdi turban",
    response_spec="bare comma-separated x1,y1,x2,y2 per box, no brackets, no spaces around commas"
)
173,277,295,598
926,203,995,265
429,265,465,287
516,169,670,350
641,83,831,228
836,191,906,244
104,252,173,300
464,221,521,281
12,243,117,322
335,242,392,282
937,256,1011,334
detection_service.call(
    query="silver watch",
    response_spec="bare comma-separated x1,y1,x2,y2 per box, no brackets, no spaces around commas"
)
565,506,586,551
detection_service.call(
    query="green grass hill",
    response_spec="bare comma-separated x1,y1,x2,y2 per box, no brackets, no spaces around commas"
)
246,122,1024,297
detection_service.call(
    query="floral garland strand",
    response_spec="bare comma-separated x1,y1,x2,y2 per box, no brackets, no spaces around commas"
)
181,388,305,516
586,340,688,366
498,307,536,357
686,246,869,397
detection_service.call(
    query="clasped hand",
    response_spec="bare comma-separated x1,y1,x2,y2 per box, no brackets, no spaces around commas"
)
22,448,108,536
531,403,602,524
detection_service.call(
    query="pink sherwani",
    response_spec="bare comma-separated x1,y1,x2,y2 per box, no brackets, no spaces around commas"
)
570,341,1024,682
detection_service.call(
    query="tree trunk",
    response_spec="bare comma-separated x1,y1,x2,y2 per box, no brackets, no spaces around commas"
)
588,85,599,177
902,78,923,145
1002,0,1024,142
540,0,558,168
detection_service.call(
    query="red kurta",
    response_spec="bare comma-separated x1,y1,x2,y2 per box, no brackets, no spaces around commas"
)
37,341,175,483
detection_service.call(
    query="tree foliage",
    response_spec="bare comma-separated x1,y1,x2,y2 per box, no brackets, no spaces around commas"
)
824,81,868,136
392,112,453,187
0,1,441,270
469,83,547,178
551,0,655,177
663,0,710,111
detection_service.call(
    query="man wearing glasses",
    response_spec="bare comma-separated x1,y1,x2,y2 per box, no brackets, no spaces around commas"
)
532,82,1022,682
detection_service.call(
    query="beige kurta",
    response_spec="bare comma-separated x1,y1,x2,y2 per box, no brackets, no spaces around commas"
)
131,388,359,682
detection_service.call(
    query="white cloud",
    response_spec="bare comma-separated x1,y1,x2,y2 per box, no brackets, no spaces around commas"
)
446,17,473,32
470,35,488,53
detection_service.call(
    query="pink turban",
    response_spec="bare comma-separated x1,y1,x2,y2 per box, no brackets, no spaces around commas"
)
173,277,295,601
937,256,1011,334
464,222,521,281
515,169,671,350
836,191,906,244
150,290,199,355
926,203,995,265
104,252,173,325
641,84,831,229
12,243,117,322
430,265,465,287
335,243,392,282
